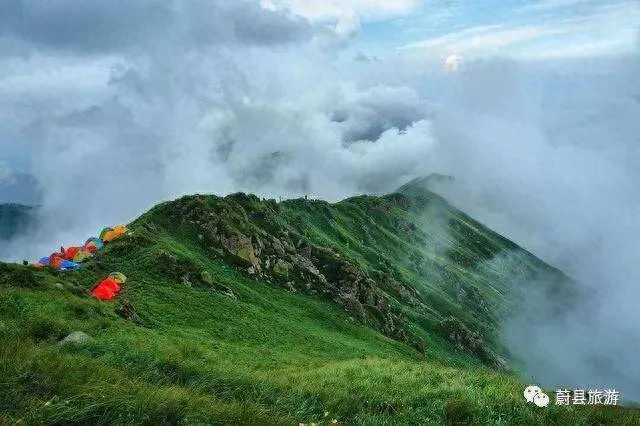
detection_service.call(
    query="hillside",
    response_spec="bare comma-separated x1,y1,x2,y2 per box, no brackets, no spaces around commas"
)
0,181,637,425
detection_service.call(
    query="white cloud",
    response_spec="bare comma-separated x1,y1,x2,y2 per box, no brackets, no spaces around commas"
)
262,0,418,22
517,34,638,61
0,161,13,184
517,0,593,13
399,25,562,56
398,1,640,59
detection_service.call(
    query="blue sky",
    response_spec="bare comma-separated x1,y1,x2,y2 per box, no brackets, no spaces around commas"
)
271,0,639,61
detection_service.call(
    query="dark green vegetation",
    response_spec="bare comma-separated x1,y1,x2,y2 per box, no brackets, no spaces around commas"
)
1,180,637,424
0,203,33,240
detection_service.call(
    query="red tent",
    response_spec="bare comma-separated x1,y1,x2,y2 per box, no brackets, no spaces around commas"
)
63,246,81,260
91,278,122,301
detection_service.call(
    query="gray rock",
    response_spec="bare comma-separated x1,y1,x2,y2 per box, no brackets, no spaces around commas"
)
273,259,292,277
271,239,286,257
59,331,91,345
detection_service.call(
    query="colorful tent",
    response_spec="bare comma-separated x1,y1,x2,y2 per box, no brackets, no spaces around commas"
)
99,227,114,241
63,246,82,260
49,254,66,269
72,249,93,263
108,272,127,284
84,237,103,252
32,224,129,273
91,278,122,301
60,260,81,271
102,225,128,243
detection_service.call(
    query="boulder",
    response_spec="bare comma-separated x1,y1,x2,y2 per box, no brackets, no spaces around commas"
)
271,239,286,257
59,331,91,345
339,293,366,323
273,259,292,278
220,233,261,272
201,270,214,285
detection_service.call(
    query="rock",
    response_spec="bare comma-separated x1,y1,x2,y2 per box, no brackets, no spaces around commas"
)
217,285,237,299
247,266,256,275
376,294,390,311
299,244,312,259
389,279,416,302
201,271,213,285
435,317,500,368
271,239,286,257
281,238,296,254
292,254,322,278
220,233,261,272
160,250,177,262
340,293,366,323
59,331,91,345
273,259,292,277
143,221,159,233
117,301,144,324
182,274,192,287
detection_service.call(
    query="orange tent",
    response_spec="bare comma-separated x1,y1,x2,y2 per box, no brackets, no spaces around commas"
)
63,246,81,260
49,254,66,269
102,225,128,243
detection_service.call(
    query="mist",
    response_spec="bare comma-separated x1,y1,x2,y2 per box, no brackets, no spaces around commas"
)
427,54,640,401
1,0,639,402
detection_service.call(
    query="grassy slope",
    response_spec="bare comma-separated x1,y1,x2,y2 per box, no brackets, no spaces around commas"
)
0,184,638,425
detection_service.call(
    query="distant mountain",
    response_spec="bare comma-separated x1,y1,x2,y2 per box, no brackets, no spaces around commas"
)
396,173,454,196
0,172,40,205
0,203,33,240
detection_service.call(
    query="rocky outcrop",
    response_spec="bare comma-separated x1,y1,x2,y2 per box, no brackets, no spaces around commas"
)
435,317,505,370
219,234,261,272
157,194,418,347
453,282,490,316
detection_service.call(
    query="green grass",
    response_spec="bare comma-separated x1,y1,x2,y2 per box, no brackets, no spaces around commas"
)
0,183,638,425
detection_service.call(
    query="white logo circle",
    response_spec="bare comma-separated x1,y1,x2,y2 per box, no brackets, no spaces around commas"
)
524,385,542,403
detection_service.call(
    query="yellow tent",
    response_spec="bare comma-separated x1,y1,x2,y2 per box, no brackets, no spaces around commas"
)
72,249,93,263
108,272,127,284
102,225,128,243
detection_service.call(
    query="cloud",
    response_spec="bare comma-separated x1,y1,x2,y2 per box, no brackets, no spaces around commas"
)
263,0,418,22
330,85,430,143
516,0,594,13
0,161,12,184
0,0,312,55
425,52,640,400
398,1,640,59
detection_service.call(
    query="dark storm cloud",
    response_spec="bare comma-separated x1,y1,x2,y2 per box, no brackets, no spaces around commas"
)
333,85,429,143
0,0,311,54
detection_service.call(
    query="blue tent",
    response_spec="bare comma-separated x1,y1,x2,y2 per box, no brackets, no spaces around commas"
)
39,256,51,265
59,260,81,271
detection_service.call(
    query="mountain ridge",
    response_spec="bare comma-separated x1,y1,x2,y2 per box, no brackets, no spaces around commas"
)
0,182,636,424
